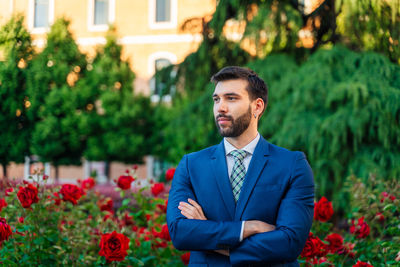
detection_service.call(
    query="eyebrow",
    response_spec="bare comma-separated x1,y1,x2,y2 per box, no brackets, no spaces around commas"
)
212,92,241,98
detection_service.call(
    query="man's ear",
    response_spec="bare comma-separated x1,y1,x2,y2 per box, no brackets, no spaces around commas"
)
254,98,265,117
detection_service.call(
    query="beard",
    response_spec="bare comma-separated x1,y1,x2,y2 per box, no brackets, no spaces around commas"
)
215,106,252,137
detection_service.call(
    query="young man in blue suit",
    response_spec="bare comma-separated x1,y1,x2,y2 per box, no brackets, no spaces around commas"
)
167,66,314,266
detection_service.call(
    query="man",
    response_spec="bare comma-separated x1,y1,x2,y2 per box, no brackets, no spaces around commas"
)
166,66,314,266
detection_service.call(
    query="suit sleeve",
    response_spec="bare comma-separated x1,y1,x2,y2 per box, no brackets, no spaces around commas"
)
167,154,242,251
229,152,314,266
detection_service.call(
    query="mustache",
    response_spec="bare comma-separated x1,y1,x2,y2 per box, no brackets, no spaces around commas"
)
216,114,233,120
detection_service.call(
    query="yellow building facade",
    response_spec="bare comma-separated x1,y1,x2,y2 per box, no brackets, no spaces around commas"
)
0,0,215,96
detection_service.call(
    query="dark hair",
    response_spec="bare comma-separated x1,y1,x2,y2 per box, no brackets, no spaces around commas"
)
210,66,268,115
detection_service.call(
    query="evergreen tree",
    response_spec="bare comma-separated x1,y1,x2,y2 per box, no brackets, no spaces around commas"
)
77,27,153,171
0,16,33,179
27,18,86,180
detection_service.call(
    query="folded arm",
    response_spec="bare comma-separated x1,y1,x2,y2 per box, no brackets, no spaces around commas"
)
178,198,276,256
166,155,242,251
229,152,314,266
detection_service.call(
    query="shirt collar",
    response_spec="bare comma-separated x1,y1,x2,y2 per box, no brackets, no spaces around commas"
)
224,133,260,156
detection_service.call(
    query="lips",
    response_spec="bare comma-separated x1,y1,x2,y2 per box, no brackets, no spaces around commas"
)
217,116,232,124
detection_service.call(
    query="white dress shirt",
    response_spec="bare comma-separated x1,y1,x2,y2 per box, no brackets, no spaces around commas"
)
223,133,261,242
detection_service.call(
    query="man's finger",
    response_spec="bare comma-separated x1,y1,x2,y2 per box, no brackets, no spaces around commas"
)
180,210,194,219
188,198,203,211
179,204,201,218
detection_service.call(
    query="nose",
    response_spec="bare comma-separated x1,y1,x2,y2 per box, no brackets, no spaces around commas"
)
216,99,228,114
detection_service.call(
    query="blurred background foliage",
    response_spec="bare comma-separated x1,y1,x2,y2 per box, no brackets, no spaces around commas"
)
151,0,400,210
0,0,399,209
0,17,153,180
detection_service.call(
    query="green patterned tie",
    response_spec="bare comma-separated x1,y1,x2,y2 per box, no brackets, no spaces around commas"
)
229,149,247,202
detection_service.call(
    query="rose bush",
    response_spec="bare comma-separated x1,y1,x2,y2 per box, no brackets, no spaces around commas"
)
299,175,400,266
0,168,398,266
0,167,187,266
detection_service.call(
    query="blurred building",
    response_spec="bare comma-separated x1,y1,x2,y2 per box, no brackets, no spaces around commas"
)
0,0,215,98
0,0,215,182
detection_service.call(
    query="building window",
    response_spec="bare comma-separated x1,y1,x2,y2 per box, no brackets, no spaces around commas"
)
149,0,177,29
148,52,177,102
154,58,171,97
88,0,115,31
34,0,49,28
29,0,54,33
94,0,109,25
156,0,171,22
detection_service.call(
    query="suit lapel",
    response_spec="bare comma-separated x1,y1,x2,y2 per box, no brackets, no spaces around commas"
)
211,141,236,220
234,137,270,220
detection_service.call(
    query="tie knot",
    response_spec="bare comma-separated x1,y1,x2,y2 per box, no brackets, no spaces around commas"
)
230,149,247,161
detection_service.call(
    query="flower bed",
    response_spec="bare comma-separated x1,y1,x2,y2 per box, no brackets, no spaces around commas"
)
0,169,398,266
0,167,185,266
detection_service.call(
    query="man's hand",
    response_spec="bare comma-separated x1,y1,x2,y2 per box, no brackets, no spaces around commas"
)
243,220,276,239
178,198,207,220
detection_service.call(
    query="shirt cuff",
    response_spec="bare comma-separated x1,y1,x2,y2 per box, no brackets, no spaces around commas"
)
239,221,245,242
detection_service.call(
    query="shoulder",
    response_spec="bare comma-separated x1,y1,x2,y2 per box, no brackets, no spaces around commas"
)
186,143,219,161
261,137,306,160
267,141,305,159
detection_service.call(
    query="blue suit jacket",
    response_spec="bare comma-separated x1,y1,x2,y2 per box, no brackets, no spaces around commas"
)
167,137,314,266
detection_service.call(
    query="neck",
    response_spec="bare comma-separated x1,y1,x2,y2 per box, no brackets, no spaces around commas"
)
225,127,258,149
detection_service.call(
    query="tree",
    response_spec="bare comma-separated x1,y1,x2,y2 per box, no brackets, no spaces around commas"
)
249,46,400,209
0,15,33,179
27,18,87,180
77,27,153,173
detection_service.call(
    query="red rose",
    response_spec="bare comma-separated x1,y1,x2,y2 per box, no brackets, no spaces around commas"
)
145,214,152,221
375,212,385,222
117,175,134,190
324,233,343,253
103,212,113,222
81,177,96,190
155,240,168,248
121,212,133,226
18,217,24,223
350,216,370,238
337,242,356,258
157,199,168,213
181,252,190,265
5,188,14,196
99,231,130,262
0,218,12,243
17,184,39,208
314,196,333,222
301,232,328,258
59,184,84,205
151,183,165,197
153,224,171,241
353,260,374,267
0,198,7,212
165,168,175,181
99,198,114,213
159,224,171,241
52,192,62,206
